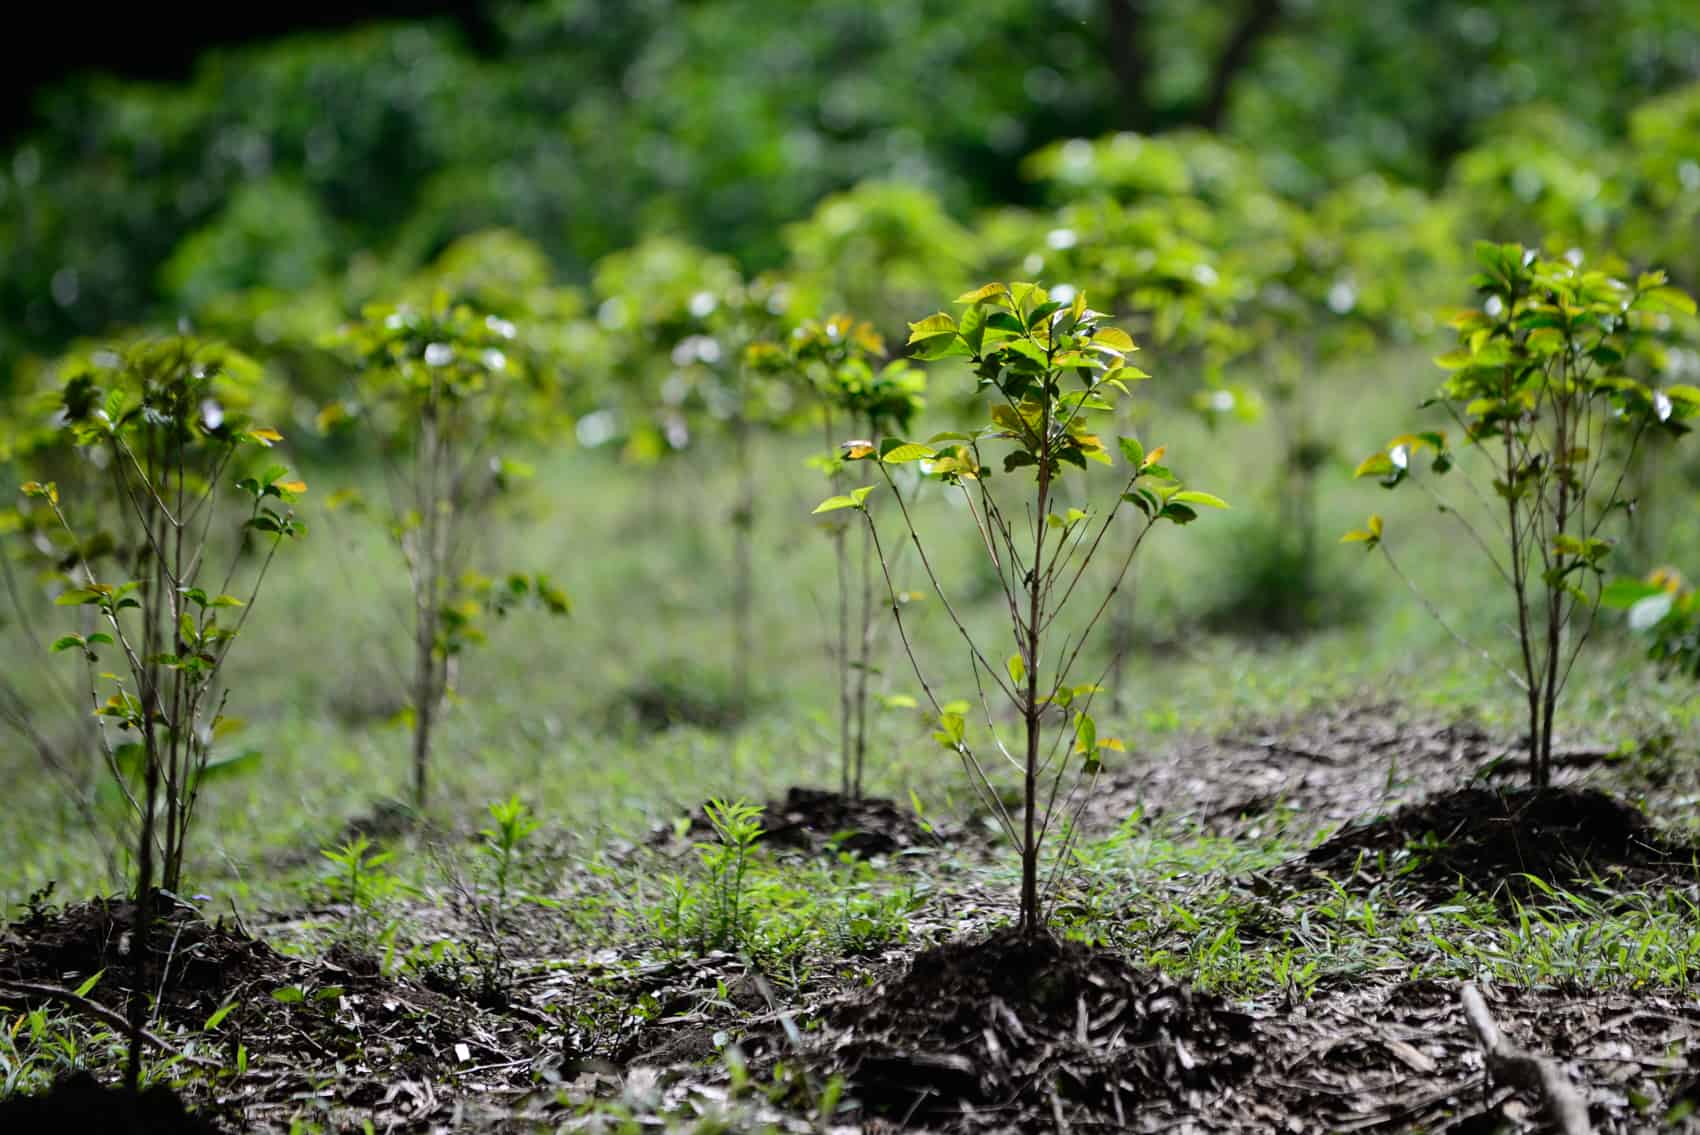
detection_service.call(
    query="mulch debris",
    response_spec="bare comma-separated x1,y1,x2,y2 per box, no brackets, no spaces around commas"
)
1248,979,1700,1133
825,929,1257,1130
1086,702,1517,838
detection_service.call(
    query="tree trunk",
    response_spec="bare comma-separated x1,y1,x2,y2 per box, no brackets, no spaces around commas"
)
1103,0,1151,131
1194,0,1284,130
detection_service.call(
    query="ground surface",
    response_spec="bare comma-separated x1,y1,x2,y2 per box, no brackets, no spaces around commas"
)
3,701,1698,1133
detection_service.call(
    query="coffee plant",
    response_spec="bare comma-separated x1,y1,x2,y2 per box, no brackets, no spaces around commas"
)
822,282,1224,935
19,337,304,1087
591,239,794,707
22,339,305,895
761,314,925,800
330,300,568,810
1349,243,1699,786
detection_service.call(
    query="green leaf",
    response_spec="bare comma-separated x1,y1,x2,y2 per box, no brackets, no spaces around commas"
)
204,1002,238,1031
1074,712,1096,755
1600,578,1665,609
813,495,858,514
1117,436,1144,468
1636,287,1697,316
879,442,936,464
271,985,305,1004
1170,490,1227,510
194,749,263,786
1158,502,1198,525
1354,453,1395,479
73,970,105,998
50,634,86,653
1007,653,1026,687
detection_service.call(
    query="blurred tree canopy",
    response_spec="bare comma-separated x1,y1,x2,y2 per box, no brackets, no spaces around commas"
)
3,0,1700,385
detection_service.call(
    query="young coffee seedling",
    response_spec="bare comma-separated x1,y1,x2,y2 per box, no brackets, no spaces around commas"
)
20,337,304,1088
822,282,1224,935
766,315,925,800
330,300,568,809
1349,243,1698,786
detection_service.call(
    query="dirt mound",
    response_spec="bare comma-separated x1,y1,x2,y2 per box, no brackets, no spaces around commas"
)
1292,785,1697,900
0,1072,224,1134
672,786,941,856
830,930,1255,1129
0,892,284,1001
0,894,550,1130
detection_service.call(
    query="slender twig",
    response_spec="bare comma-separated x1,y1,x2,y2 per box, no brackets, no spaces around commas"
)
1460,984,1591,1135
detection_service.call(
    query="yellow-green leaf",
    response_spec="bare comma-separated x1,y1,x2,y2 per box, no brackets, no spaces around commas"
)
1092,327,1137,352
906,313,957,345
955,283,1011,306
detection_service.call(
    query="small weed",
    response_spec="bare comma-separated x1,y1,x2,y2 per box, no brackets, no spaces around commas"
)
312,834,411,958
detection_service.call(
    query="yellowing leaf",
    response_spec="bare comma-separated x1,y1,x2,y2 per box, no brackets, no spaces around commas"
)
955,282,1011,306
1092,327,1137,352
1354,452,1395,478
906,313,957,345
247,427,284,446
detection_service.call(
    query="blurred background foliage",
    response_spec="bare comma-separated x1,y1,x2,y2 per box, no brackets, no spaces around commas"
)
5,0,1700,393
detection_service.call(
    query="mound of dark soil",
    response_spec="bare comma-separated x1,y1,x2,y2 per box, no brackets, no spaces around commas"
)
671,786,940,856
0,892,283,1001
0,1072,223,1135
1293,785,1698,900
3,894,557,1129
619,666,747,732
830,930,1255,1129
